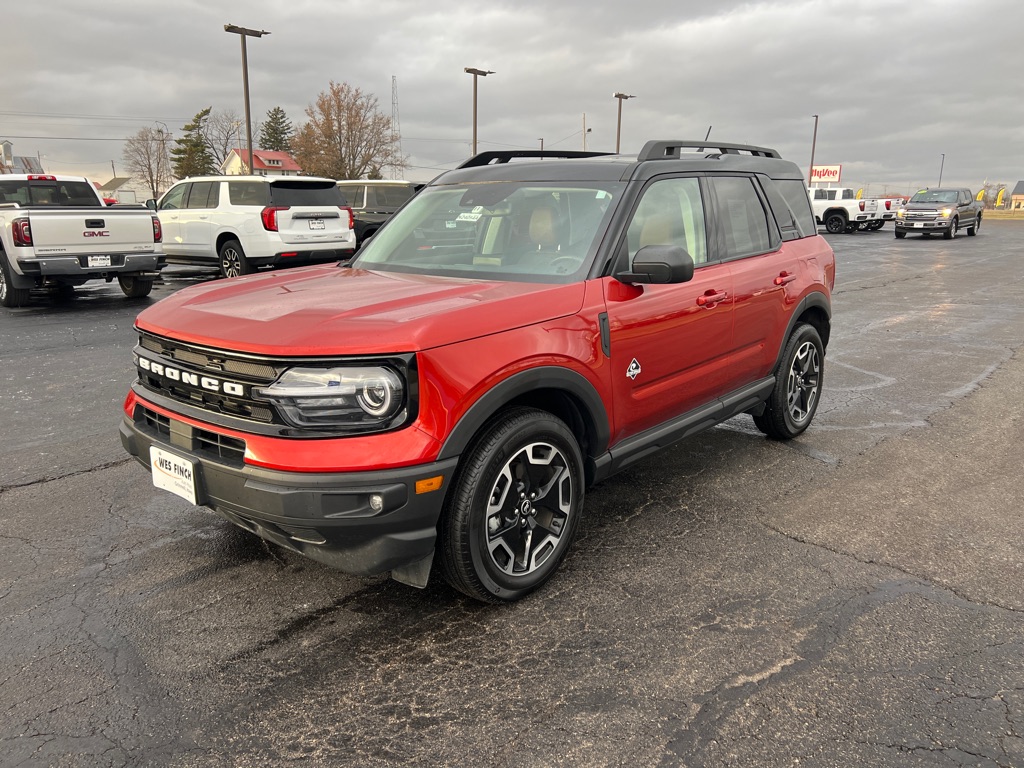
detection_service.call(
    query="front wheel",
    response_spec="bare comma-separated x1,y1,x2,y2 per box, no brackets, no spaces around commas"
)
118,275,153,298
894,230,907,239
753,323,824,440
440,408,584,603
943,217,958,240
219,239,251,278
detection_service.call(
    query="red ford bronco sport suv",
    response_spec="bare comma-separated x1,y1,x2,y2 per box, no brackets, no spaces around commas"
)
120,141,835,603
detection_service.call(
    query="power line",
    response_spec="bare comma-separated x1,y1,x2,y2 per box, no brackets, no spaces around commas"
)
0,110,189,122
0,135,135,141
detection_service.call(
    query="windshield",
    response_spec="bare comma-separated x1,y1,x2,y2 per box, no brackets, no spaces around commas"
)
352,182,623,282
910,189,958,204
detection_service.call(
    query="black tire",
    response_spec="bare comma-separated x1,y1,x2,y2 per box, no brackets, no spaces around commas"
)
844,223,859,233
0,252,31,308
118,275,154,298
51,283,77,301
967,215,981,236
219,239,251,278
753,323,824,441
943,217,957,240
439,407,584,603
894,230,907,239
866,221,884,231
824,213,847,234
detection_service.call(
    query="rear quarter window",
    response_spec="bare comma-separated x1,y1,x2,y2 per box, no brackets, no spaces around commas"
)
228,182,269,206
374,185,416,207
776,179,818,238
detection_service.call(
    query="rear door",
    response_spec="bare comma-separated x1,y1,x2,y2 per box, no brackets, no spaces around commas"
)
156,183,189,254
270,180,350,245
179,181,219,259
603,175,735,443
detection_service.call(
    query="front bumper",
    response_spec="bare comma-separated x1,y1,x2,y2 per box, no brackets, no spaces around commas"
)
120,405,458,578
894,219,951,232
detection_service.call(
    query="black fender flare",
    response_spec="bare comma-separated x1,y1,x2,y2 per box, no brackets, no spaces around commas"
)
0,246,35,289
437,366,610,462
772,291,832,373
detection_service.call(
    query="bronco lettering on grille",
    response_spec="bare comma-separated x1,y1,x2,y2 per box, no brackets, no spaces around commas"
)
138,356,246,397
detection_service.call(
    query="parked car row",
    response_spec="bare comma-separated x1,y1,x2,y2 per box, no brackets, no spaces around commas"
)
810,185,983,240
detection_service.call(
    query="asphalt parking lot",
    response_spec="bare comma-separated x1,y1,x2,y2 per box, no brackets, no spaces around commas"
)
2,222,1022,767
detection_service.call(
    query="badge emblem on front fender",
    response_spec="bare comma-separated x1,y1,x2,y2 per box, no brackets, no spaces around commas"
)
626,359,642,380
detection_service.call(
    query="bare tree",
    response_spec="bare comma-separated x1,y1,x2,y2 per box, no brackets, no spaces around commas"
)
203,109,248,171
122,126,173,199
291,81,402,179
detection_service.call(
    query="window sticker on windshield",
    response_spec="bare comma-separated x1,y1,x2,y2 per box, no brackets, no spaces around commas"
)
457,212,482,222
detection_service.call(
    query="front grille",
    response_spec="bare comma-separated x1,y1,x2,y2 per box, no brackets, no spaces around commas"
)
195,428,246,464
136,333,283,425
903,210,939,221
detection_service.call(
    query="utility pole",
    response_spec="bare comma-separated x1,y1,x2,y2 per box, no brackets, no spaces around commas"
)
613,93,635,154
808,114,819,187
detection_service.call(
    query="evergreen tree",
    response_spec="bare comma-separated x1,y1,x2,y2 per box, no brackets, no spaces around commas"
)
258,106,293,152
171,107,217,178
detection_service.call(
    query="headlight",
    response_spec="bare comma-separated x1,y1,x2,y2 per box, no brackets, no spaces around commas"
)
896,209,905,219
939,208,953,218
255,366,406,430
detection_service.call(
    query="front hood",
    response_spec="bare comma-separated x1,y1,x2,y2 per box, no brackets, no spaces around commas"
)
903,202,950,211
136,264,586,356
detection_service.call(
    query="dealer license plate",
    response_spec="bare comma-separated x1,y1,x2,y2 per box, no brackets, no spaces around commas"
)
913,223,924,228
88,255,112,267
308,219,326,230
150,446,197,505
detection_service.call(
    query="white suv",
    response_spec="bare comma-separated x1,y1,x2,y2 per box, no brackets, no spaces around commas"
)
151,176,356,277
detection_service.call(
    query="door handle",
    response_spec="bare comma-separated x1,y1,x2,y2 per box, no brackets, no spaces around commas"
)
696,290,728,307
774,272,797,286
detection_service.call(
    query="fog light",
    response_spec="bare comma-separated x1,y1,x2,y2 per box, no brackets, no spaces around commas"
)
369,494,384,513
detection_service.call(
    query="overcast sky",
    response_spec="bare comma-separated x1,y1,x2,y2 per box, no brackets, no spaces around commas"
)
4,0,1021,194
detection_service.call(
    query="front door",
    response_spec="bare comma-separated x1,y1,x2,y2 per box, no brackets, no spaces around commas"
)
602,176,735,444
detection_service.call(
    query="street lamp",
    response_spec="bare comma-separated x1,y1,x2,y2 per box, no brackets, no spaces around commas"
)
613,92,635,154
808,114,819,187
464,67,494,156
938,153,945,187
225,24,270,176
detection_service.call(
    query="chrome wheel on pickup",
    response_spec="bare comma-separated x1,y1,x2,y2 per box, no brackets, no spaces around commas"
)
943,216,958,240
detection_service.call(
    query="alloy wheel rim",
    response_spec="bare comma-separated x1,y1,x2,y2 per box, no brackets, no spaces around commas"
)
485,441,572,577
222,249,241,277
787,341,820,424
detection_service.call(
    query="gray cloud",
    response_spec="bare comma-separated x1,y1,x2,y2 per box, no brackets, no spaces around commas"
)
4,0,1020,193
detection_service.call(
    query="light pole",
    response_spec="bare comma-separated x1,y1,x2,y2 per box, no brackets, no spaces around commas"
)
613,93,635,154
938,153,945,187
808,114,819,187
225,24,270,176
464,67,494,156
582,113,592,151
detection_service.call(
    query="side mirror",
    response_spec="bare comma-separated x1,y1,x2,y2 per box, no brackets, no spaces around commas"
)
617,245,695,284
145,199,157,210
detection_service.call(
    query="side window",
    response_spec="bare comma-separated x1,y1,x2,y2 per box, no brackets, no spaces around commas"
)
710,176,772,259
813,189,828,200
347,185,367,209
159,184,188,211
186,181,215,209
228,181,268,206
377,185,415,207
776,179,818,239
625,177,708,265
841,189,854,200
207,182,221,208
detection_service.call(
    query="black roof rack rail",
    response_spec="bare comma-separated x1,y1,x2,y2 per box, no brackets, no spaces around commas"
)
637,140,781,161
457,150,612,169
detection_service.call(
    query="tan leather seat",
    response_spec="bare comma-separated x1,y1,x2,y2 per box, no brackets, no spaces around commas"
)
529,206,560,249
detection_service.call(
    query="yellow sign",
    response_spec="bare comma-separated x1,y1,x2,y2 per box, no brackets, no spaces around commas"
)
855,188,863,199
996,188,1006,207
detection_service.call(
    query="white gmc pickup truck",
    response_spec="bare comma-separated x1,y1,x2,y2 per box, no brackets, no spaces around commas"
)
808,186,880,234
0,174,164,307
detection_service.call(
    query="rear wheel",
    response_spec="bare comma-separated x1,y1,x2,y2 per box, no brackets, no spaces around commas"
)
967,215,981,236
219,239,251,278
440,408,584,603
0,253,31,308
118,275,154,298
754,323,824,440
824,213,847,234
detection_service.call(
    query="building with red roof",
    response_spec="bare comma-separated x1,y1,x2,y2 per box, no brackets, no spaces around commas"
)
220,148,303,177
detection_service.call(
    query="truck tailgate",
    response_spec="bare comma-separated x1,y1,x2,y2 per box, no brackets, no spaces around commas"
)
26,208,157,255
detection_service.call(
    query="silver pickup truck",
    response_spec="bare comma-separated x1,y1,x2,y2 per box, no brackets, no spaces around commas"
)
0,174,164,307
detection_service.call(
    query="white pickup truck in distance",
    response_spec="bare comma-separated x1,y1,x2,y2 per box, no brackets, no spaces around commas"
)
808,186,880,234
0,174,163,307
